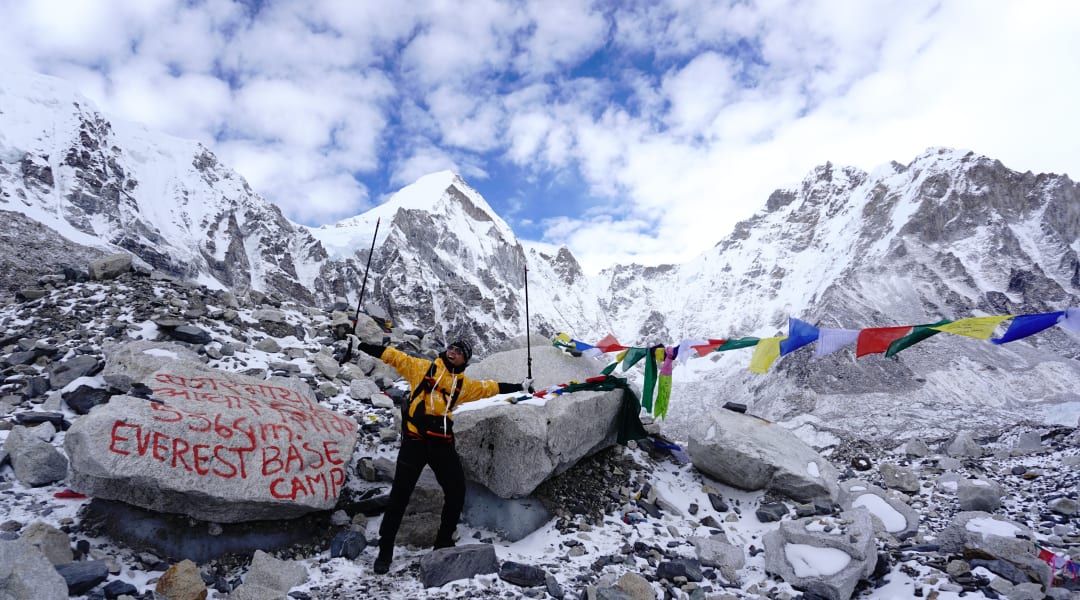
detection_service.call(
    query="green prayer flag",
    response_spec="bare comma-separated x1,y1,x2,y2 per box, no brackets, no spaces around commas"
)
557,376,648,444
884,319,952,357
655,375,672,420
620,347,648,371
717,337,761,351
641,347,660,413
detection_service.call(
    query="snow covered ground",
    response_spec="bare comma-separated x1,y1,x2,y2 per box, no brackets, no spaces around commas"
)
3,271,1080,599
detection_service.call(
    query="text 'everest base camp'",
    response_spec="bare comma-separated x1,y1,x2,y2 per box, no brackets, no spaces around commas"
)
2,72,1080,600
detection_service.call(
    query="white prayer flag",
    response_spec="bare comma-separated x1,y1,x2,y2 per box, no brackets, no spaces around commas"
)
814,328,860,358
1060,307,1080,332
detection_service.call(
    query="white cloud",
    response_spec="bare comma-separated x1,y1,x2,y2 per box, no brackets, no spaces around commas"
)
110,63,233,142
217,139,371,224
426,86,504,152
390,147,460,190
540,213,688,275
3,0,1079,275
518,0,608,74
13,0,161,63
506,109,553,164
119,2,237,73
398,0,522,89
660,51,736,135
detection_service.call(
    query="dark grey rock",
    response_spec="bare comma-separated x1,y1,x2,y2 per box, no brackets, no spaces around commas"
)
657,558,704,582
462,482,552,542
12,412,68,430
419,544,499,588
62,385,111,415
707,492,728,512
168,325,212,345
55,559,110,595
970,558,1031,586
103,579,138,600
499,560,548,587
47,354,102,389
545,573,565,599
755,502,788,523
329,530,367,560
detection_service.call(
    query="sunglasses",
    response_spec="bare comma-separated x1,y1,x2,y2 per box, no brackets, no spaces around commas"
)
446,346,464,356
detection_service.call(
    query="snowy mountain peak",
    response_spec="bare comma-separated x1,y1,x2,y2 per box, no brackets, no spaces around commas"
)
1,69,329,303
309,170,514,260
908,146,979,169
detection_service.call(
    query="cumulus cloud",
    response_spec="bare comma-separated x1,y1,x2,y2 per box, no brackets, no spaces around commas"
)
4,0,1079,275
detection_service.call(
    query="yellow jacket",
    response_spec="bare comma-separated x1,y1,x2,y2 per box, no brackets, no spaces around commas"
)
379,347,501,439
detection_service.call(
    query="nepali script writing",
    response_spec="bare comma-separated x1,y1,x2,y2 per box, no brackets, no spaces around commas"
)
107,373,357,502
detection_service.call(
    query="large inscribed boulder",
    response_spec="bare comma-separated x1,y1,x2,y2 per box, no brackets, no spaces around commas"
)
65,354,358,522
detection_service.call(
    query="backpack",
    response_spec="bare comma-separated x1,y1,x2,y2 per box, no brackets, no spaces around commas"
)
403,360,463,442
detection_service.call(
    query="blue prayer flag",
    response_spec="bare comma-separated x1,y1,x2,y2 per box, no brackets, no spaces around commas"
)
779,318,820,356
991,311,1065,345
573,339,596,351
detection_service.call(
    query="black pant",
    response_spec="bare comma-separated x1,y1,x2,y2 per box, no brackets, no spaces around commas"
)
378,435,465,555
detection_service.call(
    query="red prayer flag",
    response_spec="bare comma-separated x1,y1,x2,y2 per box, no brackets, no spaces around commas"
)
856,326,913,358
1040,548,1055,562
692,339,726,356
594,333,628,353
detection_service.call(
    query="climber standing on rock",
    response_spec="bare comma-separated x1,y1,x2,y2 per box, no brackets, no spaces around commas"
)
345,324,533,575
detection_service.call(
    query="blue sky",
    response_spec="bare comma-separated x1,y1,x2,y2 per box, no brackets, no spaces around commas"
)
2,0,1079,273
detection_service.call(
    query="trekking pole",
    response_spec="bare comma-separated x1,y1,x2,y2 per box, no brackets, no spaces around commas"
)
508,261,533,405
338,217,380,365
524,262,532,379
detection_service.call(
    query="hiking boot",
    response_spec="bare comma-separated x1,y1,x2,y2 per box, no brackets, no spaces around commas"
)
373,547,393,574
433,523,458,549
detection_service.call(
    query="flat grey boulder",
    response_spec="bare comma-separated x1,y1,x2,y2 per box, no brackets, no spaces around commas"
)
88,253,132,280
692,534,746,584
455,345,624,498
230,549,308,598
956,477,1003,512
65,354,358,522
100,340,204,383
946,431,984,458
18,521,73,565
837,480,919,540
763,509,877,600
688,411,839,503
937,511,1051,588
419,544,499,588
0,539,68,600
4,426,68,487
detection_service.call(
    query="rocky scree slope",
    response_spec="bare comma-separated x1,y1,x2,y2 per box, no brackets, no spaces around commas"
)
2,265,1080,599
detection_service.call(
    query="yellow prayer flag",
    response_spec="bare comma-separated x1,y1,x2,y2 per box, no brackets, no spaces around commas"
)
929,315,1014,340
749,336,786,374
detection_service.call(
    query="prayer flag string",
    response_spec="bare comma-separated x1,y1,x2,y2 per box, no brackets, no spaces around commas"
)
554,307,1080,420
